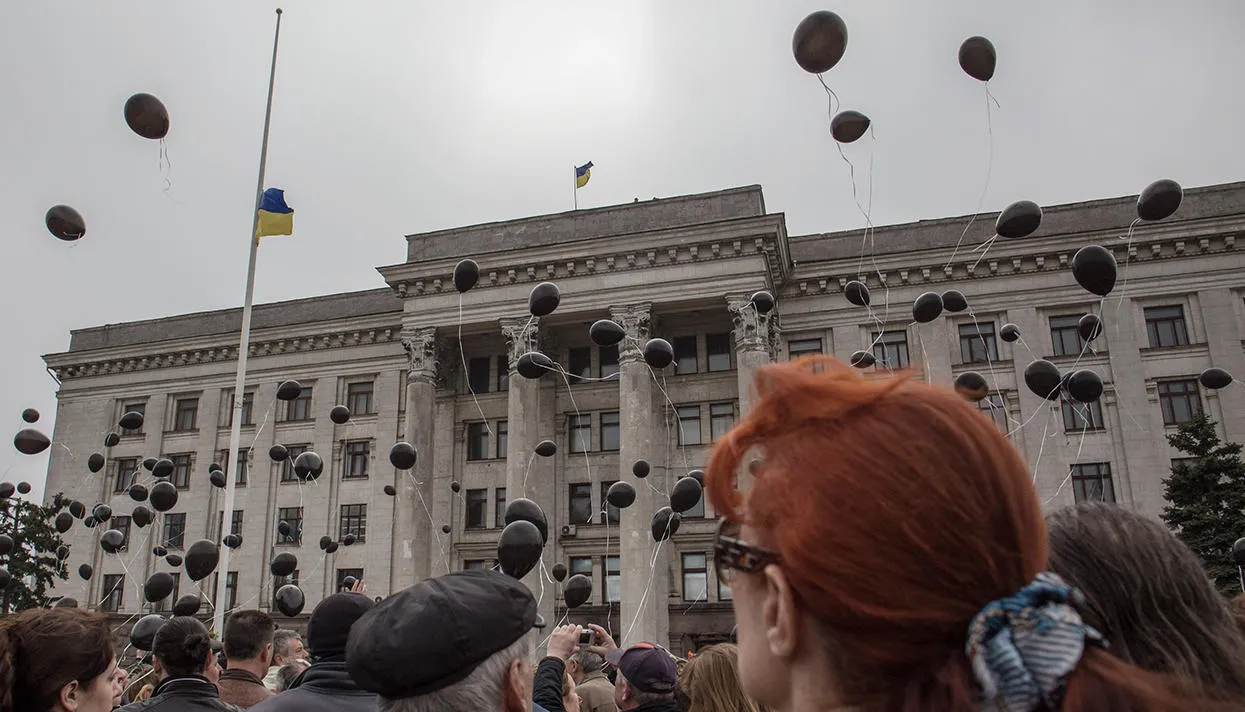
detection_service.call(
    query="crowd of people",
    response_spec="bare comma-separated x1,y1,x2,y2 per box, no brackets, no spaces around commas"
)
5,356,1245,711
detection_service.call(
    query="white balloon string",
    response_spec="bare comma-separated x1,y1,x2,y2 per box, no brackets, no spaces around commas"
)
459,295,494,439
945,82,997,269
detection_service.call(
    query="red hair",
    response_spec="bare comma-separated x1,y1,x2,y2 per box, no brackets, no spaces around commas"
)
706,356,1242,711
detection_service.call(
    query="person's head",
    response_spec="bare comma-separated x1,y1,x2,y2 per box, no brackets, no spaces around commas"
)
271,629,305,666
223,610,275,669
151,617,218,684
567,650,604,685
1048,502,1245,697
305,593,374,662
563,672,581,712
346,569,541,712
677,644,759,712
275,660,309,692
607,644,678,711
0,607,116,712
705,356,1244,712
109,666,129,707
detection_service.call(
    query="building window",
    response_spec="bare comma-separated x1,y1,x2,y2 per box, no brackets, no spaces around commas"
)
569,483,593,525
339,504,367,542
335,569,364,593
1049,315,1086,357
273,570,299,608
217,510,243,539
112,515,132,551
222,572,239,611
600,412,621,451
787,338,823,359
346,381,374,416
120,402,146,436
277,507,302,544
496,355,510,392
706,333,733,372
568,347,591,384
1144,305,1189,348
1061,398,1104,431
677,406,702,446
463,559,487,571
710,403,735,442
1158,379,1202,426
1071,463,1116,504
100,574,125,613
344,441,370,479
285,387,313,422
218,449,249,486
682,553,709,602
465,489,488,530
568,415,591,454
173,398,199,432
164,513,187,550
673,336,698,375
873,331,910,369
601,481,620,525
977,394,1008,433
599,345,620,380
112,457,138,493
496,420,508,459
467,423,490,461
958,323,998,363
604,555,621,603
495,488,507,529
170,454,192,489
223,390,254,427
467,357,491,393
280,445,307,483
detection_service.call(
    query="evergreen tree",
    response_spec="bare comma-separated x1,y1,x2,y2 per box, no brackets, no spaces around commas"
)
0,492,71,613
1161,415,1245,596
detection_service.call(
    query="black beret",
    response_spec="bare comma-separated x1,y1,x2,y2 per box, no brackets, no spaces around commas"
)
346,570,537,698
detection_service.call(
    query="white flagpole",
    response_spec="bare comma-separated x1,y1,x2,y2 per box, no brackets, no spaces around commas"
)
214,7,283,636
573,166,578,211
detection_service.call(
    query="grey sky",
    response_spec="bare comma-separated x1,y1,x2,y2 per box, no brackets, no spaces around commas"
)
3,1,1243,495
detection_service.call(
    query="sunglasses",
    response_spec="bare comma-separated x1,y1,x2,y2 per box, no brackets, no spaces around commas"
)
713,518,783,587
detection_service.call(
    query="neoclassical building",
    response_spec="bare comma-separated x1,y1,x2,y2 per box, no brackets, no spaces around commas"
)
41,180,1245,653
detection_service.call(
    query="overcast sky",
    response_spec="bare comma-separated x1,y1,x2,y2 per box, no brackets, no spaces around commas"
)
3,0,1243,496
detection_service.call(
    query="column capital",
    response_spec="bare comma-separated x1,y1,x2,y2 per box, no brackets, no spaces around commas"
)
500,317,540,371
609,303,652,364
401,327,438,383
726,295,774,356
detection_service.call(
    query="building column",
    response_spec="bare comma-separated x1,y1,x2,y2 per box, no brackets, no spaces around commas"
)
612,303,669,647
397,327,438,591
727,295,776,417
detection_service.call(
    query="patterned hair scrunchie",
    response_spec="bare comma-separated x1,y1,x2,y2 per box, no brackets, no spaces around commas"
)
966,571,1105,712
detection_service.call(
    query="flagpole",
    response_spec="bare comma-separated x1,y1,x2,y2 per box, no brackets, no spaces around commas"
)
214,6,283,637
573,166,578,211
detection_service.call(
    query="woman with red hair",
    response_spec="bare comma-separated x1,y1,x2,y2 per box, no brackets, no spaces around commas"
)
705,356,1242,711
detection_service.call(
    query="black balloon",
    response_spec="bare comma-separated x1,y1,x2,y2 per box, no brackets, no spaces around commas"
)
1137,179,1183,221
1024,359,1063,401
14,429,50,455
172,594,200,616
912,292,944,324
1077,314,1102,343
516,351,555,379
942,290,968,313
590,319,626,348
69,501,86,519
529,282,561,317
318,535,332,550
144,573,175,603
688,469,704,485
124,93,169,139
996,200,1042,239
104,433,120,448
16,482,29,495
453,259,480,293
184,539,219,580
1200,368,1234,390
651,507,682,542
21,408,39,423
551,563,568,582
849,350,875,369
606,481,637,509
0,483,13,499
152,459,173,478
1071,245,1117,297
389,442,417,470
451,481,461,493
342,533,356,546
132,506,153,528
1234,537,1245,567
504,498,549,544
441,524,451,534
130,613,165,649
275,584,305,616
208,462,222,474
0,535,11,555
958,36,997,82
84,516,97,528
669,477,703,514
276,380,304,401
55,512,73,533
792,10,848,74
844,280,870,307
293,451,324,480
383,484,396,496
269,444,288,462
955,371,990,402
223,534,243,549
749,290,776,314
93,504,112,522
56,545,69,559
45,205,86,241
78,563,93,580
149,482,178,512
326,541,340,554
329,405,351,424
143,458,157,472
340,575,358,591
99,529,124,554
0,568,8,590
497,520,544,579
87,453,106,473
1067,370,1104,404
118,411,144,431
830,110,870,143
209,471,226,488
165,554,183,567
563,574,592,608
1000,324,1021,343
270,552,298,577
632,460,650,479
643,339,674,369
153,546,167,557
535,440,557,457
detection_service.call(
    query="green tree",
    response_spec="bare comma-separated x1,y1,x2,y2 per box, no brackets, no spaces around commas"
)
1161,415,1245,596
1,492,71,613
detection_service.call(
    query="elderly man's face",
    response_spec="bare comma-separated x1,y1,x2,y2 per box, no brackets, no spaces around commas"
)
282,638,307,664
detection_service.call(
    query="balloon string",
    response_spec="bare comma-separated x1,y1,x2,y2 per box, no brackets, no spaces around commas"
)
1112,218,1143,332
459,296,495,439
944,82,998,270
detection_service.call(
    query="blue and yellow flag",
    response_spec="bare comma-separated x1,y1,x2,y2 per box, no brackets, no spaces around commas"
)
575,162,593,189
256,188,294,239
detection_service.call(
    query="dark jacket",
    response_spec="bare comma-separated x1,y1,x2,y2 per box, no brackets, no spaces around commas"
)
533,657,567,712
248,660,376,712
215,668,274,709
631,700,681,712
116,676,241,712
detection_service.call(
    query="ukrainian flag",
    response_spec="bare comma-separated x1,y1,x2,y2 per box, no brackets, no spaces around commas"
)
255,188,294,239
575,162,593,189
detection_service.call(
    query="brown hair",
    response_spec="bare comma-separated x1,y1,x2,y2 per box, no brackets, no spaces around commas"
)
1232,595,1245,639
0,607,115,712
679,644,761,712
705,356,1242,711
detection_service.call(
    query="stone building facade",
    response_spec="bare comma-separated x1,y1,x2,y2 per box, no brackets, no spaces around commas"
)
41,181,1245,654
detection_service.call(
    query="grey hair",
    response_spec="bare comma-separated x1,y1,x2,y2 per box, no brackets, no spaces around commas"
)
569,650,604,674
272,629,302,659
379,635,533,712
618,672,675,708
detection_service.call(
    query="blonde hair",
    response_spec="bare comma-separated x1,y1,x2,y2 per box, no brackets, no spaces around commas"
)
679,644,761,712
134,683,155,702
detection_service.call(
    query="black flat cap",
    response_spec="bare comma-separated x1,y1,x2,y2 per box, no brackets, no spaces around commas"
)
346,570,537,698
